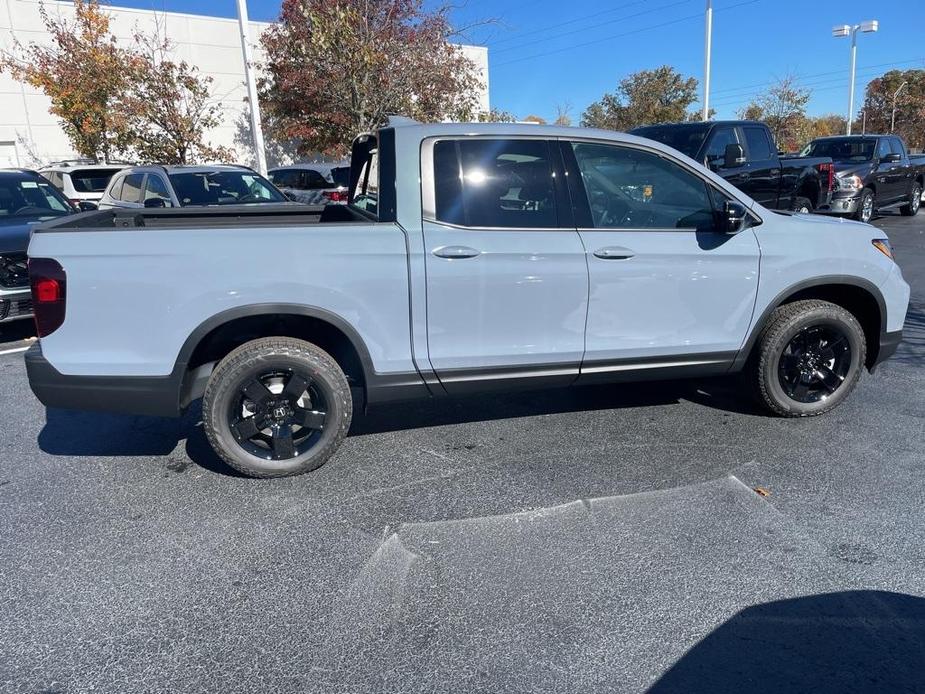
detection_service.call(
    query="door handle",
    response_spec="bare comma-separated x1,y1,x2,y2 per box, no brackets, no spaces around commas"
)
593,247,635,260
433,245,480,259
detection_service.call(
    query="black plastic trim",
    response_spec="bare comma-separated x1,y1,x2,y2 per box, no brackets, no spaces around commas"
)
870,329,902,372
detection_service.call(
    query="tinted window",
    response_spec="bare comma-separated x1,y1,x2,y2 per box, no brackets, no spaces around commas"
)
120,174,144,203
571,142,715,231
168,171,284,206
330,166,350,188
743,127,773,160
143,175,172,205
630,124,710,159
303,170,329,190
433,139,557,228
70,168,121,193
0,176,70,217
704,127,739,167
889,138,905,156
877,138,892,159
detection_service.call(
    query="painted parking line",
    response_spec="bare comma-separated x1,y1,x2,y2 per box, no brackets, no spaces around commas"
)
0,346,30,356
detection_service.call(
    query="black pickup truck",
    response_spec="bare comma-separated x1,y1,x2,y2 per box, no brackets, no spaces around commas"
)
630,120,834,213
801,135,924,223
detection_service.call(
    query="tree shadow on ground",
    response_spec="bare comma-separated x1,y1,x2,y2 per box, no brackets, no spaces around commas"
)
649,590,925,693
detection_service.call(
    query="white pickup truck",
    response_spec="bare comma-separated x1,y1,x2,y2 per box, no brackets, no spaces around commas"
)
25,120,910,478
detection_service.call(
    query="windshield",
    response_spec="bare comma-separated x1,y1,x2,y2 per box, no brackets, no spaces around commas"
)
801,138,875,162
70,168,122,193
0,176,71,218
167,171,286,206
330,166,350,188
629,124,711,159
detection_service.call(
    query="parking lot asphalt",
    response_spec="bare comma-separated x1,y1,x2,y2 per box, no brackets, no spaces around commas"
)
2,213,924,693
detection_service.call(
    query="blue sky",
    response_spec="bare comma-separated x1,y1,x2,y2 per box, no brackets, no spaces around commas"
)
107,0,925,122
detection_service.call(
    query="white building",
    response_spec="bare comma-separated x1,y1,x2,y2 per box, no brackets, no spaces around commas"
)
0,0,489,167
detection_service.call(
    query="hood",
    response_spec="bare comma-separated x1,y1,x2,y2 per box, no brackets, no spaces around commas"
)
832,161,874,178
0,217,44,255
770,208,873,232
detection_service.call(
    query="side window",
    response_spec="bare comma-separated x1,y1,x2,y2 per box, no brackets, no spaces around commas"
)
108,175,124,200
274,170,300,189
304,170,329,190
43,171,63,188
351,142,379,217
570,142,715,231
703,127,739,167
432,139,557,228
890,138,906,157
143,175,172,206
743,127,773,161
120,174,144,203
877,138,892,159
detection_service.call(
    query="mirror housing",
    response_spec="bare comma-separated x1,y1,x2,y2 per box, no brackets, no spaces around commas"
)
144,197,167,208
722,200,748,234
724,143,745,168
881,152,901,164
76,200,98,212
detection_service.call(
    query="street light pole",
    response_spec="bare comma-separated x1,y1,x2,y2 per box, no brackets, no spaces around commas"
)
891,81,908,133
832,21,879,136
702,0,713,121
236,0,268,175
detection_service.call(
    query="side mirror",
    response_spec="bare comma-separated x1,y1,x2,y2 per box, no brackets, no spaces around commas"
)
77,200,98,212
724,143,745,168
722,200,748,234
881,152,901,164
144,197,167,208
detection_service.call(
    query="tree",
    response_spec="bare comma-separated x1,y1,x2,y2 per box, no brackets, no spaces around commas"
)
738,75,810,151
580,66,698,131
522,114,547,125
259,0,483,157
859,69,925,149
554,102,572,127
0,0,133,162
477,107,517,123
122,31,233,164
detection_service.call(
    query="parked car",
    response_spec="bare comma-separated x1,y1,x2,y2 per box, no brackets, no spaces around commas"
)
268,163,350,204
25,121,909,478
630,120,834,213
39,161,128,210
801,135,924,223
97,165,290,209
0,169,73,324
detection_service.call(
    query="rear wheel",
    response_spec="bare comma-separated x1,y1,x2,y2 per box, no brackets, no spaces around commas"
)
791,196,813,214
202,337,352,478
752,300,866,417
900,182,921,216
853,188,875,223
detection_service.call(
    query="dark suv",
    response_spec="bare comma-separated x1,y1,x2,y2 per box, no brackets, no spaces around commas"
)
803,135,924,223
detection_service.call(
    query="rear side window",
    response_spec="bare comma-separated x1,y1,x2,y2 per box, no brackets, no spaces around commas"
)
432,139,557,228
743,127,773,161
270,170,299,188
120,174,144,203
42,171,64,188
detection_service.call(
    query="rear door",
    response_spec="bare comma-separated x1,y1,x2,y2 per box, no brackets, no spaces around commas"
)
421,137,588,392
108,173,145,209
741,125,782,208
874,138,900,202
888,137,913,202
562,139,760,375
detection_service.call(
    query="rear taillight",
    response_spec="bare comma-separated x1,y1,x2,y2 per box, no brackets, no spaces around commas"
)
28,258,66,337
322,190,348,203
818,163,835,192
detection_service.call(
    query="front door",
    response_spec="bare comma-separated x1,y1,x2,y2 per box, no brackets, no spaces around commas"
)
422,137,588,392
561,140,760,376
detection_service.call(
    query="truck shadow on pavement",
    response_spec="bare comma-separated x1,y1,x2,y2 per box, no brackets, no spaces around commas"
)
36,376,759,476
648,590,925,693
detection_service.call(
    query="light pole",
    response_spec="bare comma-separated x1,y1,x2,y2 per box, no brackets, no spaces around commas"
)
237,0,268,175
702,0,713,121
891,81,908,133
832,20,879,135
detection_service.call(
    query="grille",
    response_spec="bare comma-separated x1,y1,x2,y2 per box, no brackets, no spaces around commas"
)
0,253,29,289
0,298,32,320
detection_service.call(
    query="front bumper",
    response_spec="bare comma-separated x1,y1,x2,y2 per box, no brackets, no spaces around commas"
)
814,194,861,215
0,286,32,323
25,343,183,417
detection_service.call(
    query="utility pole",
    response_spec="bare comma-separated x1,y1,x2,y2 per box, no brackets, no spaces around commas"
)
891,81,908,133
702,0,713,121
236,0,267,175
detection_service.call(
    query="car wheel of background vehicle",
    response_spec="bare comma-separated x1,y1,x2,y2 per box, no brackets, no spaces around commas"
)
854,188,875,223
202,337,352,478
791,196,813,214
752,300,865,417
900,183,921,216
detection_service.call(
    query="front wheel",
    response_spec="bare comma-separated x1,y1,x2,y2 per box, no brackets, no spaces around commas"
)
853,188,875,223
791,196,813,214
752,300,866,417
900,182,922,216
202,337,352,478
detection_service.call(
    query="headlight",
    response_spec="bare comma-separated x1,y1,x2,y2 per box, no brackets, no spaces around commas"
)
836,174,863,191
872,239,894,260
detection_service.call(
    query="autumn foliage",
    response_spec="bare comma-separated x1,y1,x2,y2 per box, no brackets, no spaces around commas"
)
259,0,483,156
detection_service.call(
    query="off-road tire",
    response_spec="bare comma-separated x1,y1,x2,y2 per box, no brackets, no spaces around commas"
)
752,300,866,417
202,337,352,478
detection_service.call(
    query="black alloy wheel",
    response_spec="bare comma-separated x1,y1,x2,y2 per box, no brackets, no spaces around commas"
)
777,325,852,404
228,369,327,461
